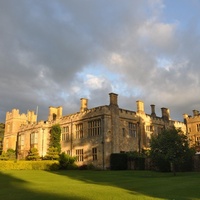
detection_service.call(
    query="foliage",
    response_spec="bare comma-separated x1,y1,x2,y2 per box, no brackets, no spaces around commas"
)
0,148,16,160
150,127,195,175
44,147,59,160
59,152,77,169
0,123,4,154
0,160,59,170
0,123,4,136
110,153,128,170
49,124,61,153
0,151,9,160
127,151,145,170
26,148,40,160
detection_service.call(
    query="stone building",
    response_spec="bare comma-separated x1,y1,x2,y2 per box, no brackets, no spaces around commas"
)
183,110,200,152
3,93,186,169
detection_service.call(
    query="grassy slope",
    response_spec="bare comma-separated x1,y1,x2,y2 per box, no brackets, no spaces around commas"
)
0,170,200,200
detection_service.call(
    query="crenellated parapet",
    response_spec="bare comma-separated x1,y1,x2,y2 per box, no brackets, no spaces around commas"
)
6,109,37,123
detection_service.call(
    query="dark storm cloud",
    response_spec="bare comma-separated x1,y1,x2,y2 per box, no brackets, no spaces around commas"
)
0,0,200,122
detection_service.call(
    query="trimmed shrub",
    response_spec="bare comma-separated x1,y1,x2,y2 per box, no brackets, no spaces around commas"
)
110,153,128,170
0,160,59,170
127,151,145,170
26,148,40,160
44,147,59,160
59,152,77,169
0,151,9,160
0,149,16,160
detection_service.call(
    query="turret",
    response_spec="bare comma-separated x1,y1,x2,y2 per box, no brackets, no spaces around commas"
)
80,98,88,112
136,100,144,114
48,106,62,121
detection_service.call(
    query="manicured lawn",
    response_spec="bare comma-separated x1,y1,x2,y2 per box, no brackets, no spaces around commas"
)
0,170,200,200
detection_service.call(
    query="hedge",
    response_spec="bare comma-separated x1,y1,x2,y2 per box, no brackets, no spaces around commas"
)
0,160,59,170
110,153,128,170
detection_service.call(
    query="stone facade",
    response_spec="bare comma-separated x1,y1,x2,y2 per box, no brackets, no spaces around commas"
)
183,110,200,152
3,93,186,169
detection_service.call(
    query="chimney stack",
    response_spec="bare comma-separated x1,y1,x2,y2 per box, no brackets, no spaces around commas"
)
80,98,88,112
161,107,170,121
150,104,156,117
109,93,118,106
193,110,199,117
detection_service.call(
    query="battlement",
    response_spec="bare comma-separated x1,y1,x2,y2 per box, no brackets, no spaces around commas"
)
19,120,49,131
60,105,110,122
6,109,37,123
119,108,137,116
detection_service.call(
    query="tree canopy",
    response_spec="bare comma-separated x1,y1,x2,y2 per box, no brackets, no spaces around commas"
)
150,127,195,175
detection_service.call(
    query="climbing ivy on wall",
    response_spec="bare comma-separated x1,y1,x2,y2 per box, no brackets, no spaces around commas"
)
49,124,61,153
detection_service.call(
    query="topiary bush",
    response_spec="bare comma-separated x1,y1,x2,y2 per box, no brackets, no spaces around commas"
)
44,147,59,160
59,152,77,169
26,148,40,160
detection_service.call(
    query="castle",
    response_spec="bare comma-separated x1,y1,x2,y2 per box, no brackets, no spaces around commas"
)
3,93,187,169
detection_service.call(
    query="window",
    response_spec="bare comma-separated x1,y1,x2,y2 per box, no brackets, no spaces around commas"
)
18,134,24,146
157,127,163,134
122,128,125,137
7,124,11,133
30,132,38,145
88,119,101,136
197,124,200,132
76,124,83,139
62,126,69,141
129,122,137,137
76,149,83,162
6,139,8,149
92,147,97,161
66,150,70,155
146,125,153,132
53,113,57,121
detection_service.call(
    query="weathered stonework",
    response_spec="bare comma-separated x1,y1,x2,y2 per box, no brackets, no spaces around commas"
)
3,93,186,169
184,111,200,152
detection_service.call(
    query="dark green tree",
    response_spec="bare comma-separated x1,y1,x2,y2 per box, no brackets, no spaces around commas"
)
150,127,195,175
49,124,61,153
59,152,77,169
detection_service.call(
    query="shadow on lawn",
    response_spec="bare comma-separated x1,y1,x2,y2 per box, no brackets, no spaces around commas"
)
0,171,87,200
51,170,200,200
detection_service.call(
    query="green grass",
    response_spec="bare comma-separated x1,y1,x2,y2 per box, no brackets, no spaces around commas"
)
0,170,200,200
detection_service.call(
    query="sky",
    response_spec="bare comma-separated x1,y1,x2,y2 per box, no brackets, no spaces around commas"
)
0,0,200,122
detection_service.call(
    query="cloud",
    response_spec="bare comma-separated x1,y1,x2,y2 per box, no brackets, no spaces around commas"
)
0,0,200,122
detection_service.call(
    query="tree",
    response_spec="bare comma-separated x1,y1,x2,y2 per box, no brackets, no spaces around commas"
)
150,127,195,175
44,147,59,160
49,124,61,153
0,148,16,160
59,152,77,169
26,148,40,160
